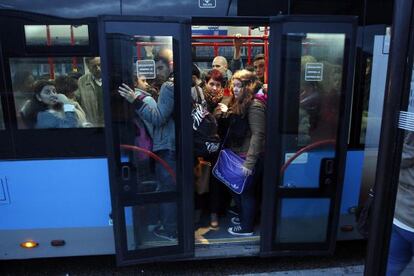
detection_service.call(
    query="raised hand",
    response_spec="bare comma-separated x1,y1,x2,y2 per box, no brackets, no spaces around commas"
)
118,83,137,103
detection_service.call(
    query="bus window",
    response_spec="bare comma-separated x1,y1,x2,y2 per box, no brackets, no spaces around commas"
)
0,97,4,130
24,25,89,46
9,56,104,129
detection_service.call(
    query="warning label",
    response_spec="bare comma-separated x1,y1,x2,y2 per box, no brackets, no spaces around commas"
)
305,63,323,82
137,60,155,79
199,0,216,8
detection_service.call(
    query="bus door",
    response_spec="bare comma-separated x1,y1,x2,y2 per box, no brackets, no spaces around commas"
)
99,16,194,265
261,16,357,256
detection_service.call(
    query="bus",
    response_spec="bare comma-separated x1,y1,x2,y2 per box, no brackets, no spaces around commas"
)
0,0,393,265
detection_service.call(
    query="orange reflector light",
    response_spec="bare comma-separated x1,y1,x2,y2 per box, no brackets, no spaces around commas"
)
20,241,39,249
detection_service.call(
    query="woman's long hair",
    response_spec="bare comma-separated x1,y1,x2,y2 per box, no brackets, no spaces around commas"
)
230,70,259,116
32,80,63,111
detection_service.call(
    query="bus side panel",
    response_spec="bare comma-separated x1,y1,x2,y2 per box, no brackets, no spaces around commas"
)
281,150,364,240
0,159,115,259
338,150,364,240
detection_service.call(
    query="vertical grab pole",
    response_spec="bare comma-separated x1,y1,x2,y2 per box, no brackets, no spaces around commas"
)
70,25,78,72
248,27,252,65
46,25,55,80
214,42,219,57
264,26,269,84
136,42,141,60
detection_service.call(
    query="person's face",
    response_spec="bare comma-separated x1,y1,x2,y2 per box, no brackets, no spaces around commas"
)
212,58,227,75
206,79,222,94
136,76,149,90
191,75,198,87
232,79,243,99
253,59,265,80
155,60,170,83
24,75,35,89
88,57,101,79
37,85,57,106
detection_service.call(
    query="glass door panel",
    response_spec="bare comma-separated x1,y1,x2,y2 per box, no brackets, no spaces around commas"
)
100,17,193,265
261,16,356,255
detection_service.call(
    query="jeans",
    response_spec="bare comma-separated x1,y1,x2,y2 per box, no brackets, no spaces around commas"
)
387,224,414,276
155,149,177,234
232,156,263,232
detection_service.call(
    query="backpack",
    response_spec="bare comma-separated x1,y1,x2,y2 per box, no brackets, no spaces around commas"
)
192,102,220,158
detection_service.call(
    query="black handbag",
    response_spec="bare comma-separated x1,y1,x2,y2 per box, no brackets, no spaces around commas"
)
355,187,374,238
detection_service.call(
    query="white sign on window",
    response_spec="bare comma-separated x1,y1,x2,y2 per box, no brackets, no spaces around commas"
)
305,63,323,81
285,152,308,164
199,0,216,8
137,60,155,79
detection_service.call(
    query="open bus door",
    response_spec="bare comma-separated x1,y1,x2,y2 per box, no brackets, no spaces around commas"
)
260,16,357,256
101,14,357,265
99,16,194,265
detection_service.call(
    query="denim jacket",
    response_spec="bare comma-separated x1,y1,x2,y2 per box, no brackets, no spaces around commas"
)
133,81,175,152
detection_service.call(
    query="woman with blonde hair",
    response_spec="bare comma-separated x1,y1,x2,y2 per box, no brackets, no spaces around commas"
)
218,69,266,236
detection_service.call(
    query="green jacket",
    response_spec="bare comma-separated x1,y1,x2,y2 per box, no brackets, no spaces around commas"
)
76,73,104,127
229,99,266,171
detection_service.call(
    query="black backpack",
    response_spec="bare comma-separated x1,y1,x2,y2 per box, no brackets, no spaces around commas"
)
192,102,220,158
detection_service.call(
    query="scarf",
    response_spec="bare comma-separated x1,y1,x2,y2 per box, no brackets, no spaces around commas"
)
203,86,224,110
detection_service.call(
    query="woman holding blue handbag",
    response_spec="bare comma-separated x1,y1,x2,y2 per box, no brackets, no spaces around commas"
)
213,69,266,236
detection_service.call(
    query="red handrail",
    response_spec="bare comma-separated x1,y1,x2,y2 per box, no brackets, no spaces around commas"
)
120,144,176,183
192,35,268,40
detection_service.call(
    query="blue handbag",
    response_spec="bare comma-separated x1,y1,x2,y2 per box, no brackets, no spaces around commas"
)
212,148,252,194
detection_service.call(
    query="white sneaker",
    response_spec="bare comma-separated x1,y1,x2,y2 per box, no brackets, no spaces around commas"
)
228,225,253,236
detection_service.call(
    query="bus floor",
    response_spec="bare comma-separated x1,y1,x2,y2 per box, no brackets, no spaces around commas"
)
194,212,260,245
194,212,261,258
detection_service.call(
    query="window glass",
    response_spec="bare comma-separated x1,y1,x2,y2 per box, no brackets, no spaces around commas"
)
25,25,89,46
9,56,104,129
280,33,345,188
276,198,330,243
0,98,4,130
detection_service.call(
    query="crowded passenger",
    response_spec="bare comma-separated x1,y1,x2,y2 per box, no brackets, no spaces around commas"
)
192,68,232,228
77,57,104,127
252,54,266,83
212,56,232,81
32,80,80,129
215,69,266,236
118,49,177,241
55,75,91,127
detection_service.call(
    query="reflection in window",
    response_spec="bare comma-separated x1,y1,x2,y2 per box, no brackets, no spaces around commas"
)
298,33,345,144
25,25,89,46
0,98,4,130
280,33,345,189
9,57,102,129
